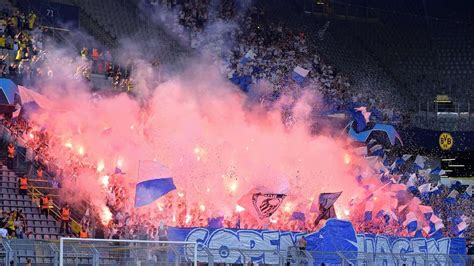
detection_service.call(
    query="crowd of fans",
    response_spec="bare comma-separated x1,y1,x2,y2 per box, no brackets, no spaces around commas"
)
150,1,402,124
0,209,31,239
1,112,472,249
0,0,470,255
0,7,134,93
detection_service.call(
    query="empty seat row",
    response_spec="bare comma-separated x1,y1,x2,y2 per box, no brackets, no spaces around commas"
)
1,176,17,182
0,188,17,194
34,227,58,235
1,207,40,214
28,234,58,240
0,194,29,201
27,220,58,228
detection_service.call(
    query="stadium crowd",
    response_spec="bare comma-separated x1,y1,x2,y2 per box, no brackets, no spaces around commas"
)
150,0,402,123
0,0,471,255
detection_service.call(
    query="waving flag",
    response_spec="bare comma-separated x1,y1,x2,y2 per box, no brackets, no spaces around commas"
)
456,221,467,236
406,174,418,193
291,211,306,221
252,192,286,219
114,167,125,175
208,217,224,228
429,215,444,234
419,205,433,220
364,201,374,222
134,161,176,208
414,155,426,170
430,167,445,176
418,183,431,194
445,190,459,204
240,50,256,65
461,185,472,199
404,212,418,233
369,144,384,158
313,191,342,226
354,146,368,156
291,66,310,84
350,107,369,132
238,187,287,220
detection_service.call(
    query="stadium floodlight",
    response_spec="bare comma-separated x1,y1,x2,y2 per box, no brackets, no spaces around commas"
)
59,237,198,266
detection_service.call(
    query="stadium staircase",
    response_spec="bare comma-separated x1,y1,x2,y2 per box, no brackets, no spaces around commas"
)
0,159,61,241
0,127,86,264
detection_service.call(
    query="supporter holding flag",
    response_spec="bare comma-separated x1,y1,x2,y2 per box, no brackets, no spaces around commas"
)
313,191,342,226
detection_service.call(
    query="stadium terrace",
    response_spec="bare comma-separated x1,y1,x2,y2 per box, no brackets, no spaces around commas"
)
0,0,472,265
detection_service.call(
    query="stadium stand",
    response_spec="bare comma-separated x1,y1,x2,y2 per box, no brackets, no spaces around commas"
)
0,0,472,263
0,152,60,241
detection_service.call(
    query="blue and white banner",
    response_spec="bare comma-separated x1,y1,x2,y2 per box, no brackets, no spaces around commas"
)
167,219,466,265
134,160,176,207
291,66,310,84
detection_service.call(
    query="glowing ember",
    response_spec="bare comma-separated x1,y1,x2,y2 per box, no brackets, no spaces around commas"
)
185,214,192,224
344,153,351,165
64,142,73,149
117,158,124,168
100,175,109,187
283,202,292,213
228,181,238,193
235,205,245,213
78,146,85,155
199,204,206,212
156,203,164,212
100,206,112,225
97,161,105,172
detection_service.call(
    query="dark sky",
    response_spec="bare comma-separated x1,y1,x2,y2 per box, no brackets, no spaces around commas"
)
332,0,474,21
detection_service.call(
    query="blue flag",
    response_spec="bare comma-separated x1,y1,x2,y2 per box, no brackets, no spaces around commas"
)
134,161,176,208
114,167,125,175
312,191,342,226
291,211,306,221
291,66,309,85
208,217,224,228
349,108,368,132
135,178,176,207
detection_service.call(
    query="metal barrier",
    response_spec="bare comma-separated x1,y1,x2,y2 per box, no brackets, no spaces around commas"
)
2,238,473,266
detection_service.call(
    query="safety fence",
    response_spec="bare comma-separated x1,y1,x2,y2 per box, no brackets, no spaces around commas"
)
2,238,473,266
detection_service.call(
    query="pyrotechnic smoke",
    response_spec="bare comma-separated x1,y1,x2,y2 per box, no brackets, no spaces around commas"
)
26,46,373,228
21,4,388,230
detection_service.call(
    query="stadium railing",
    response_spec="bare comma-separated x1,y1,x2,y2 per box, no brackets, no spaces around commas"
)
59,238,199,266
2,238,473,265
